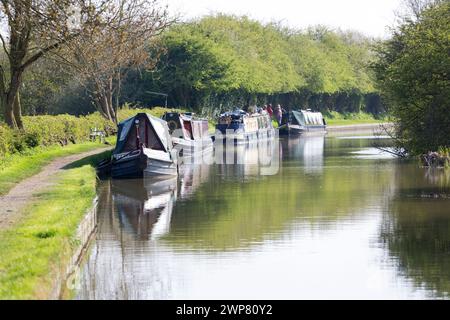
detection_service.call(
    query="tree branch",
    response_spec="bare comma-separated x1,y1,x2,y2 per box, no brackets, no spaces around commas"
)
0,33,10,59
21,32,79,70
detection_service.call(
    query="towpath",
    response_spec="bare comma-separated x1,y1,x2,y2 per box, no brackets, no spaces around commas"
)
0,147,111,231
327,122,392,132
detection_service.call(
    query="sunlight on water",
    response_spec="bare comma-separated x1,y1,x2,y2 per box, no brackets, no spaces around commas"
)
76,134,450,300
351,147,397,159
336,135,391,140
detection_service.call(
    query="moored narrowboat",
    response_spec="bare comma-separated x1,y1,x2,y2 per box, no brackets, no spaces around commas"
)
109,113,178,179
162,112,213,157
279,109,327,135
215,109,275,144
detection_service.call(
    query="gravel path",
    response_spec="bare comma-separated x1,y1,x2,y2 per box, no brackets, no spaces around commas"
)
0,147,111,230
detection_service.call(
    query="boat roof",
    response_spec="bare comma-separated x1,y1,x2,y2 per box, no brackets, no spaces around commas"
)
114,113,172,154
292,110,324,126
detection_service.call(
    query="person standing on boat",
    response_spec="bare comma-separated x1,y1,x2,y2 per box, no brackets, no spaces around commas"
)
267,104,274,119
274,104,283,126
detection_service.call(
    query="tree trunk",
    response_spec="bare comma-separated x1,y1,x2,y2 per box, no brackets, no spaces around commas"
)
92,79,118,123
106,76,117,124
13,92,24,129
4,101,16,128
93,94,110,121
115,69,121,123
0,66,16,128
3,68,24,129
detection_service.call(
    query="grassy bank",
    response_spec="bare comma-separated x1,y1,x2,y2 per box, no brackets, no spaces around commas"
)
324,111,387,126
0,140,113,196
0,150,110,299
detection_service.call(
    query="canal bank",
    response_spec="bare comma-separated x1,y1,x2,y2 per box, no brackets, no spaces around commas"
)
327,122,392,132
0,147,111,299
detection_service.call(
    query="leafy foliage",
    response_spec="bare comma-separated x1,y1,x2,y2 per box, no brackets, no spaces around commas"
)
11,15,383,118
145,15,379,114
373,2,450,154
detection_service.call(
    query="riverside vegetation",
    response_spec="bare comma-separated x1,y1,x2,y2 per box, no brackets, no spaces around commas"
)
373,1,450,160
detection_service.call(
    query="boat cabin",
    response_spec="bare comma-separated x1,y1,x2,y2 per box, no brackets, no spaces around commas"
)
162,112,209,141
114,113,173,156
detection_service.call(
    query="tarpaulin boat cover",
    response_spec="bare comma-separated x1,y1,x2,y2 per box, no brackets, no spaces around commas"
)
114,113,173,155
292,110,324,126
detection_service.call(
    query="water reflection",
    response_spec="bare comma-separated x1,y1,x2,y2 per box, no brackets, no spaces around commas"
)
281,135,325,173
111,178,177,240
380,165,450,298
167,136,393,252
76,135,450,299
76,161,214,299
179,153,212,199
215,139,280,178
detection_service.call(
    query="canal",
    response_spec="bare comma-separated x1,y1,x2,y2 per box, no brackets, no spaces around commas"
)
76,132,450,299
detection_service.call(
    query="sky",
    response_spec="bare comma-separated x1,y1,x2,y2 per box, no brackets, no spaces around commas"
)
162,0,404,38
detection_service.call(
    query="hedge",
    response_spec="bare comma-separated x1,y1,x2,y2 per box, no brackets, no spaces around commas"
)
0,106,183,159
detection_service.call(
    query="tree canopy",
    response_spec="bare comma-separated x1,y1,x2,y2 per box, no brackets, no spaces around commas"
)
2,13,385,119
149,15,378,112
373,1,450,154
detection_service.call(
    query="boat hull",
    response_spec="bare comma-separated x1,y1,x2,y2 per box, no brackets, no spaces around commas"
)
279,124,326,136
215,128,275,145
172,137,213,157
111,150,177,179
144,158,178,177
111,153,145,179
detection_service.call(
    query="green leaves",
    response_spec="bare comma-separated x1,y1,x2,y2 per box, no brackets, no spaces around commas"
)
373,2,450,154
153,15,377,108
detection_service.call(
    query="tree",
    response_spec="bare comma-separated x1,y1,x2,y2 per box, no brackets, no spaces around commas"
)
58,0,171,123
373,1,450,154
155,27,236,108
399,0,446,19
148,15,378,113
0,0,99,128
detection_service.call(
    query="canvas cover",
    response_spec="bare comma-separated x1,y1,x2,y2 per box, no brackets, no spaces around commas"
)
292,110,324,126
114,113,173,155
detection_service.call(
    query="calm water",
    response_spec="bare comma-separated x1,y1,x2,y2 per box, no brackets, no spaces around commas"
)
76,133,450,299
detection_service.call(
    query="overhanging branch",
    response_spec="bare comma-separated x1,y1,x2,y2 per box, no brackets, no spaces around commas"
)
21,32,80,70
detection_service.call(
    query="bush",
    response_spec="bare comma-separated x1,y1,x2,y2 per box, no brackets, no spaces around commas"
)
118,106,184,121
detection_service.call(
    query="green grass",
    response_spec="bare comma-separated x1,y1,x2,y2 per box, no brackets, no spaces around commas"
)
0,138,114,196
324,111,387,126
0,151,109,299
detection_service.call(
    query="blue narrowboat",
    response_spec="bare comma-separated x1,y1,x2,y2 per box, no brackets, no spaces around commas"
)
215,109,275,144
